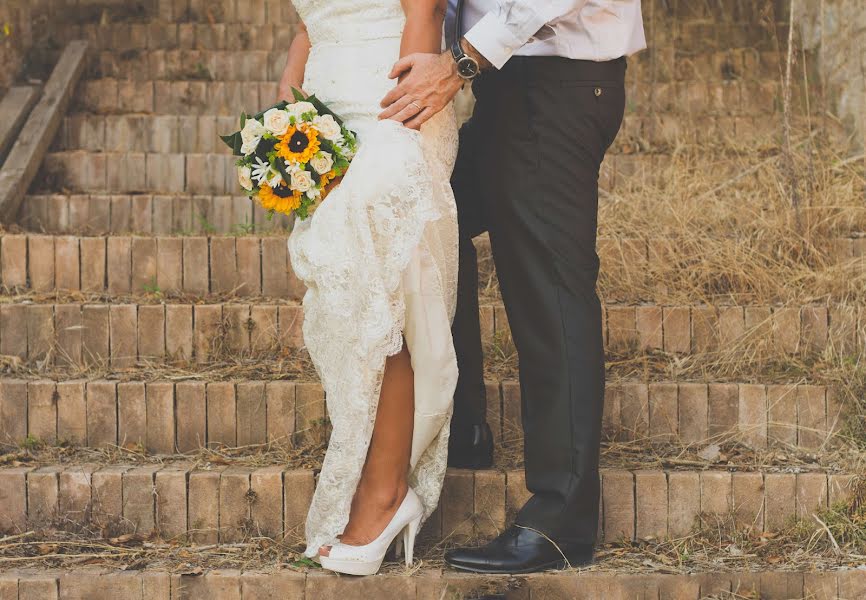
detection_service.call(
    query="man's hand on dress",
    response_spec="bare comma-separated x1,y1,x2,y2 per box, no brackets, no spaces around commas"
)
378,52,464,130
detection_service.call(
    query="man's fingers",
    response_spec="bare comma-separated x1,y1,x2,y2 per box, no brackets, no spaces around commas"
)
391,103,425,125
380,80,410,109
378,94,414,121
388,55,416,79
385,100,424,125
404,106,436,130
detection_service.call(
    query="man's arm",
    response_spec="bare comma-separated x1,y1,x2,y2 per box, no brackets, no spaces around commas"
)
464,0,587,69
380,0,585,128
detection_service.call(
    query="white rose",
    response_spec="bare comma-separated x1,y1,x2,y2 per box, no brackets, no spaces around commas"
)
290,169,313,193
243,140,261,156
287,101,316,121
240,118,265,144
313,114,342,141
310,151,334,175
263,108,291,136
240,119,265,155
238,165,253,191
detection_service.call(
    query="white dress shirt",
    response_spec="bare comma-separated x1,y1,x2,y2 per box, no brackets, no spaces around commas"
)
463,0,647,69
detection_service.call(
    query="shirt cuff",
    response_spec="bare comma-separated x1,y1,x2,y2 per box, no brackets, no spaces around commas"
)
464,12,524,70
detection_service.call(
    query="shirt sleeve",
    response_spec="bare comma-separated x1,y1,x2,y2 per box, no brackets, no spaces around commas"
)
464,1,588,69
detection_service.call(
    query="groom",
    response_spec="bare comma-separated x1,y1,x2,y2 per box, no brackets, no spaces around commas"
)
380,1,646,574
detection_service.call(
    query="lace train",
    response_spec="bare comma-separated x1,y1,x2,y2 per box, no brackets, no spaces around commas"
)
290,118,458,558
287,0,459,560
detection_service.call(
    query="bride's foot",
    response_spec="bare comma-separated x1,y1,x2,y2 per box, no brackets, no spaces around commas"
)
320,480,409,557
317,486,424,576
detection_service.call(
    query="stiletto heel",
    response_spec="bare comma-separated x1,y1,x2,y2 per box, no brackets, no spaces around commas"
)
319,487,424,576
402,514,422,567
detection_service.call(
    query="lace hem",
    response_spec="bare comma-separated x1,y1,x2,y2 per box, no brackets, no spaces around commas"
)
289,120,453,557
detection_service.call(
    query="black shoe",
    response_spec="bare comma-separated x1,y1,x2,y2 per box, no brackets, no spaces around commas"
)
444,525,594,574
447,423,494,469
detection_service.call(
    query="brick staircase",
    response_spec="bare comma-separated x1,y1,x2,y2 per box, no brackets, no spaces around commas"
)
0,1,864,599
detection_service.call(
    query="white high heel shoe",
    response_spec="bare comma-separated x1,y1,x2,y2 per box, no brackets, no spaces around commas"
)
319,487,424,576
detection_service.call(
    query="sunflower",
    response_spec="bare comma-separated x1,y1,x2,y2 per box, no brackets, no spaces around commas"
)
318,170,341,202
275,124,321,164
318,169,338,187
257,182,302,215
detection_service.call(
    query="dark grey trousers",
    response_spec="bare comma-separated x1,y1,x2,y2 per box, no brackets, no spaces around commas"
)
450,55,627,544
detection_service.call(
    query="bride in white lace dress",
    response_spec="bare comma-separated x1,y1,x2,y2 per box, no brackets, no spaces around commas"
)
278,0,458,575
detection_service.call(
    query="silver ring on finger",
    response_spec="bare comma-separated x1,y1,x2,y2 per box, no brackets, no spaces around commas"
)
410,101,423,112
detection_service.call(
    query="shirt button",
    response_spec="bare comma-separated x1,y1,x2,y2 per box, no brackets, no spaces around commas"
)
595,87,603,97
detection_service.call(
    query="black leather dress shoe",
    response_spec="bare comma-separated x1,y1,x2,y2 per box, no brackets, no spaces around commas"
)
444,525,594,574
447,423,494,469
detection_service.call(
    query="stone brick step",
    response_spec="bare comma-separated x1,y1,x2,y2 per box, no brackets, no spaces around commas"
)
73,77,786,119
0,233,303,298
63,22,297,52
21,194,288,235
0,378,844,453
84,44,796,90
0,300,859,369
1,567,863,600
58,18,788,78
87,50,308,82
0,462,858,546
77,31,799,85
34,149,791,197
40,151,237,195
6,231,862,298
35,0,300,27
75,78,280,116
54,111,788,157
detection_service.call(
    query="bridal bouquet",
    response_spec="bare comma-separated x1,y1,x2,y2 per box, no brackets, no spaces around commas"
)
221,90,358,220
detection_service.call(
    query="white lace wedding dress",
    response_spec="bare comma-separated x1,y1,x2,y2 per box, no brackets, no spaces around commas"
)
286,0,460,558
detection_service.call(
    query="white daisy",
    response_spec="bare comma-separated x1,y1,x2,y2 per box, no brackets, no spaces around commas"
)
267,171,284,187
251,157,272,184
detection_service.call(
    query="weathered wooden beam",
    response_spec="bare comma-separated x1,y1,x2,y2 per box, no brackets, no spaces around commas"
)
0,87,40,164
0,41,89,223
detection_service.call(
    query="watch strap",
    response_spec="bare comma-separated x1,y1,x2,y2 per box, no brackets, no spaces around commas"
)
451,40,465,61
444,0,464,48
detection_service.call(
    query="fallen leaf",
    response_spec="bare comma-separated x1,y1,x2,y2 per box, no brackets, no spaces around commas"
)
698,443,722,462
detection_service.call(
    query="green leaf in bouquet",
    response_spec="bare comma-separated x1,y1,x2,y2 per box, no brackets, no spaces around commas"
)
251,100,289,121
311,95,345,127
240,112,247,128
255,137,277,162
274,158,292,186
292,87,306,103
220,132,243,156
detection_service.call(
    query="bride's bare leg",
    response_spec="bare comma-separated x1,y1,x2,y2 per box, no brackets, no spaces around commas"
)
320,342,415,555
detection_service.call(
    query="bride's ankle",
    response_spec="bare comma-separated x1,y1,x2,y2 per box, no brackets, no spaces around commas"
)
354,479,409,510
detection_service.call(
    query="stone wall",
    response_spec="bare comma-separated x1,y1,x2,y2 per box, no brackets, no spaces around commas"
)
0,0,32,91
798,0,866,148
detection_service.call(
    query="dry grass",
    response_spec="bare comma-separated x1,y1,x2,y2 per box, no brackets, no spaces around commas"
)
2,479,862,574
597,133,866,306
477,133,866,307
592,479,866,574
3,432,862,475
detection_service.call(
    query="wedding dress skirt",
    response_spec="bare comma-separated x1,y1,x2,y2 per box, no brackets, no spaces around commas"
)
287,0,460,558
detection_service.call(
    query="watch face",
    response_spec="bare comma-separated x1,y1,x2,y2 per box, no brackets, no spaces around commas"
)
457,57,479,79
